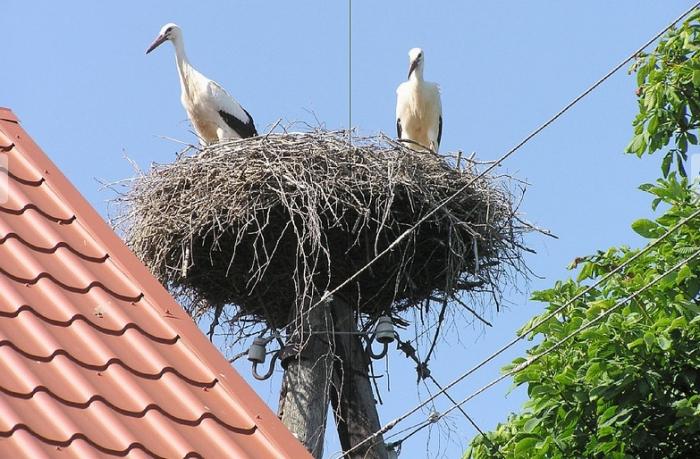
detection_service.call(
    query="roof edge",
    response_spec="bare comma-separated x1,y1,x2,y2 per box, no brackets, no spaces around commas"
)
0,108,19,123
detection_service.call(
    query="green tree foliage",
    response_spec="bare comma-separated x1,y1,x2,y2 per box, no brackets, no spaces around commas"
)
628,9,700,179
466,11,700,459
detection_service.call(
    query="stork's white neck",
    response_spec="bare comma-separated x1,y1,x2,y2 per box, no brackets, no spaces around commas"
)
170,35,196,98
171,37,190,70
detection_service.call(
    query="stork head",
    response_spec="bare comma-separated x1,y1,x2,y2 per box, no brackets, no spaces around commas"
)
146,23,182,54
407,48,424,79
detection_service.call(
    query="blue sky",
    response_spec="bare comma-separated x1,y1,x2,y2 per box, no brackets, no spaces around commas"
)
3,1,693,457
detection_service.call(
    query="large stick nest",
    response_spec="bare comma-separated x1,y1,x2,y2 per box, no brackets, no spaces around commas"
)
115,131,529,329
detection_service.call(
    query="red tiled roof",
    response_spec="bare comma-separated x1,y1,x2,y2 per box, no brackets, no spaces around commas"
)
0,108,310,459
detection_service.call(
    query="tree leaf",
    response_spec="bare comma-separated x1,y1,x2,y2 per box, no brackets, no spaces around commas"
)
514,437,539,455
662,151,673,177
577,262,595,282
631,218,660,238
676,264,693,284
657,335,672,351
523,417,541,433
693,69,700,87
648,114,659,135
627,337,645,350
644,332,655,349
626,133,647,156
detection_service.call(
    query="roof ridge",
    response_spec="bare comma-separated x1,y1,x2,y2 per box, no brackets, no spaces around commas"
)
0,384,255,436
0,233,108,263
0,305,178,345
0,267,143,303
0,341,217,387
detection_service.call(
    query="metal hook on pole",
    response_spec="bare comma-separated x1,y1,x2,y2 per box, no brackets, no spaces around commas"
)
366,315,396,360
248,335,280,380
386,441,401,458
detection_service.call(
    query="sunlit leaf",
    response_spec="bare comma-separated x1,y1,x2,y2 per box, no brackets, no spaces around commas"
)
631,218,661,238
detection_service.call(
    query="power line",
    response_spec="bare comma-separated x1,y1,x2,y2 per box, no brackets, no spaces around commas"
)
309,0,700,320
382,418,432,452
338,206,700,457
345,244,700,455
347,0,352,147
377,247,700,453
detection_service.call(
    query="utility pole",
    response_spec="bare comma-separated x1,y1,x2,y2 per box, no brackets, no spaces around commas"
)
329,297,388,459
278,297,334,459
278,295,388,458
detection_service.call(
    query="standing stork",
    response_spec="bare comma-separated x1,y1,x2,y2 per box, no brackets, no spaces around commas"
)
146,23,258,145
395,48,442,153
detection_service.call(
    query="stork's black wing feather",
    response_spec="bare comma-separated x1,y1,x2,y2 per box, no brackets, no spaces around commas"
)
396,118,402,139
437,116,443,148
219,109,258,139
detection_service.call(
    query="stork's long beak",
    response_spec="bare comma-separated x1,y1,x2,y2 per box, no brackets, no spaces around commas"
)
408,59,419,79
146,34,167,54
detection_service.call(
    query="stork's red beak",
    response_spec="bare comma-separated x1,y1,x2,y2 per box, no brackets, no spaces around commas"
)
146,34,167,54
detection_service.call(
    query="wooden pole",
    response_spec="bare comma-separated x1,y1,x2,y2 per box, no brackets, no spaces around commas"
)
278,297,334,458
329,297,388,459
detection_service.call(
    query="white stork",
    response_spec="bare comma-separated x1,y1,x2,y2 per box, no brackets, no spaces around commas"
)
395,48,442,153
146,23,258,145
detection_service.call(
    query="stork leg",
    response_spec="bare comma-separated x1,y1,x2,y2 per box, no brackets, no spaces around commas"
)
428,128,440,154
216,127,226,143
